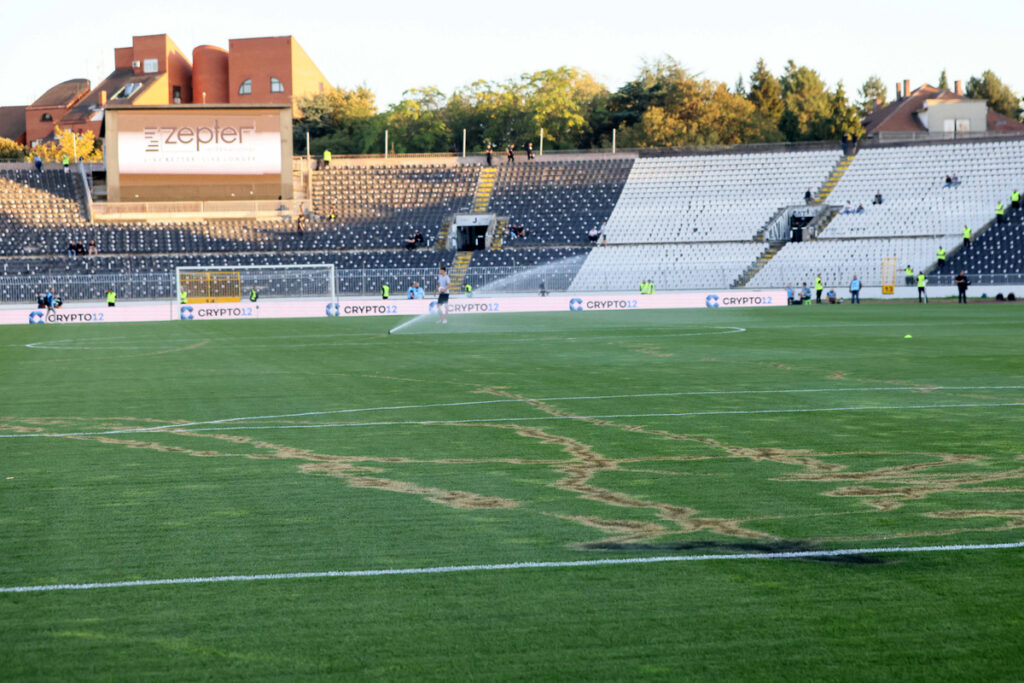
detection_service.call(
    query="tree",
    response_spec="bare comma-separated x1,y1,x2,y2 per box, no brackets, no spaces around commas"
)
857,75,887,116
0,136,25,160
747,58,784,126
778,60,833,141
384,87,452,153
524,67,608,149
938,69,949,91
294,85,383,155
828,82,865,139
733,75,746,97
30,126,102,162
966,70,1021,120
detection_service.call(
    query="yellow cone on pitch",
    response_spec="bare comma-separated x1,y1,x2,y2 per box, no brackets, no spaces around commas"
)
904,334,913,338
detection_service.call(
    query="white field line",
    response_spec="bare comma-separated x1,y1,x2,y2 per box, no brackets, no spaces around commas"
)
2,385,1024,439
3,541,1023,594
168,401,1024,434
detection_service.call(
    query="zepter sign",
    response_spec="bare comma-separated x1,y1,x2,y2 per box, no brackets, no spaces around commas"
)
118,114,282,175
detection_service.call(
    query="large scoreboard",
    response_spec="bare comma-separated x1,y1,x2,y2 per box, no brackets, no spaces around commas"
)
104,104,292,202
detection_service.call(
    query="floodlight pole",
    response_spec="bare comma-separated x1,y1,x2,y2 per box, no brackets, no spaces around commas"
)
462,128,466,157
612,128,616,154
384,130,389,159
72,133,77,161
539,128,544,156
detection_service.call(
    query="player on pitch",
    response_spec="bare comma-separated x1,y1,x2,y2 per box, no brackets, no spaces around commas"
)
436,266,450,324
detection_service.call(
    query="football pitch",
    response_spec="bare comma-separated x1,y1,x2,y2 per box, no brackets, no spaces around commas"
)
2,302,1023,680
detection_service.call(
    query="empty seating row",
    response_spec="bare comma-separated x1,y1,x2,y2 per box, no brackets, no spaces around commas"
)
571,242,767,291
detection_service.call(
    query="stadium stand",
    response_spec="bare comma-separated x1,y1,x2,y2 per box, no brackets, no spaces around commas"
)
943,202,1024,276
746,237,946,289
822,139,1024,238
488,159,633,245
604,150,841,243
571,243,767,291
310,164,478,248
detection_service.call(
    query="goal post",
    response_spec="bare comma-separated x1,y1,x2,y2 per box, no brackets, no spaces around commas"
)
880,257,897,295
175,264,336,304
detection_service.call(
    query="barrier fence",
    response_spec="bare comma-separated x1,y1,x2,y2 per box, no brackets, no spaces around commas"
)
2,268,1021,304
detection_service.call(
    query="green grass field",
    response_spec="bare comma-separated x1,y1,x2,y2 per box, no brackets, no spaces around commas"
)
2,303,1023,680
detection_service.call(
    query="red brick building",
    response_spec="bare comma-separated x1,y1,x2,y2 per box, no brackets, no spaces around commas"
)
19,34,330,147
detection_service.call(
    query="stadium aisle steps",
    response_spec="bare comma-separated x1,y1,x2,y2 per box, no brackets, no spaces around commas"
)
733,244,778,288
491,219,507,250
473,167,497,212
815,153,856,204
448,251,473,291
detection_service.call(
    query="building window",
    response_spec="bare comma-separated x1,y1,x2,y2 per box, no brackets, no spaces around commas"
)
172,85,182,104
41,113,52,121
143,58,158,74
238,79,252,95
270,77,284,93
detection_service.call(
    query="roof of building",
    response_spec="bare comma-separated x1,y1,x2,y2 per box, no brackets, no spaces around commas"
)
863,84,1024,135
0,106,27,141
29,79,91,108
62,69,162,124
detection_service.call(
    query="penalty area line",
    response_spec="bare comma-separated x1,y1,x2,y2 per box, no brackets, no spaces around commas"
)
3,541,1023,594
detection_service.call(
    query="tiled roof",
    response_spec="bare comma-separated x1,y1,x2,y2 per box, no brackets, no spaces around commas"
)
863,84,1024,135
0,106,26,141
29,79,90,108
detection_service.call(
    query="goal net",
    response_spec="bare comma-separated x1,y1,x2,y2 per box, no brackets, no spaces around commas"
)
175,264,336,303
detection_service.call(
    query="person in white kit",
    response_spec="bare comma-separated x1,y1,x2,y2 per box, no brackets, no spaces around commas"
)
436,266,451,324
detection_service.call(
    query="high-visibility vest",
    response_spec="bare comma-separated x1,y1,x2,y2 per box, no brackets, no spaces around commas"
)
179,291,187,304
815,278,823,291
249,289,258,302
106,291,116,304
381,284,390,299
905,267,913,276
1013,191,1020,202
62,155,69,166
963,226,972,238
323,150,331,162
640,282,648,294
996,204,1004,216
464,284,472,293
649,283,655,294
937,248,946,259
917,274,926,287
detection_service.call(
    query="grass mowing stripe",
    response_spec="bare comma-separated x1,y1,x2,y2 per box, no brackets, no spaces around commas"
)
4,541,1023,594
3,385,1023,439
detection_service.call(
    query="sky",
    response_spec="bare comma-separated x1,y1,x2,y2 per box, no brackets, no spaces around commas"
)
1,0,1020,110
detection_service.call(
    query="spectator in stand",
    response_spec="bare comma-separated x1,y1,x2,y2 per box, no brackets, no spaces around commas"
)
849,275,861,304
804,188,813,204
34,155,42,172
510,224,526,239
855,203,865,214
485,144,493,166
87,239,98,255
506,144,515,163
67,241,76,258
873,190,883,205
414,230,424,246
526,142,534,160
944,174,953,188
587,226,600,242
951,174,961,186
954,271,970,304
75,241,85,256
842,201,853,214
405,234,417,250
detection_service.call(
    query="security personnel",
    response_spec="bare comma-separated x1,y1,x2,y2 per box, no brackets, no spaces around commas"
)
322,149,331,169
963,225,972,248
649,280,655,294
936,246,946,272
249,288,259,302
814,274,824,304
905,265,914,286
917,272,927,303
1013,189,1021,209
61,154,70,173
179,290,187,304
464,283,472,297
995,203,1005,223
106,289,116,307
381,283,390,300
